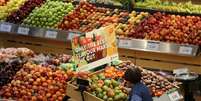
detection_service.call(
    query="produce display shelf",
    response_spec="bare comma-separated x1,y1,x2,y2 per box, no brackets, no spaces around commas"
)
0,22,80,42
118,38,200,57
73,0,201,16
1,21,200,57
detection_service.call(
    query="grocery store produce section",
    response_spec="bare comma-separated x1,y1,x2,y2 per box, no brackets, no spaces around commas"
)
0,0,201,101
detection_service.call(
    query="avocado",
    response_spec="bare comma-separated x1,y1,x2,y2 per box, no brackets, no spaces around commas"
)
111,79,119,87
102,85,109,91
104,79,111,86
98,73,105,80
97,93,104,99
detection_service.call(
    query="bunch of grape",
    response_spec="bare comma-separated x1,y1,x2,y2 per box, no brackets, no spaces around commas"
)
22,1,74,28
0,0,27,21
6,0,45,24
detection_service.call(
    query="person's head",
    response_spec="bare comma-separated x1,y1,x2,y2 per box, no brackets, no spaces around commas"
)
123,67,142,85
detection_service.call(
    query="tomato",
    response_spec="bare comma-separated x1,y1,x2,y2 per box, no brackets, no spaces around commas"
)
86,37,93,43
95,35,102,41
73,36,79,46
79,37,88,46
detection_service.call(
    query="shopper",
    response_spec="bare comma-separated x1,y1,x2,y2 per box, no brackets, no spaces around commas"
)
123,67,152,101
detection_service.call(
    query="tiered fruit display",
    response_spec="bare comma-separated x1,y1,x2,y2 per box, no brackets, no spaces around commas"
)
22,1,74,28
0,48,34,87
58,2,149,36
130,12,201,45
0,62,74,101
88,72,128,101
135,0,201,14
58,1,96,30
0,0,27,21
6,0,45,24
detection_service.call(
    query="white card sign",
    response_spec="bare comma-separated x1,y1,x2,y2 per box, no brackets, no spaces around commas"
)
17,27,29,35
118,39,132,48
179,46,192,55
173,68,188,75
146,41,160,51
0,24,12,32
67,32,75,40
45,30,57,39
168,91,181,101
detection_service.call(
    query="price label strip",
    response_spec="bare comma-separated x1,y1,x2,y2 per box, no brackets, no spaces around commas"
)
118,39,132,48
146,41,160,51
168,91,181,101
179,46,193,55
45,31,57,39
67,32,75,40
0,24,12,32
17,27,29,35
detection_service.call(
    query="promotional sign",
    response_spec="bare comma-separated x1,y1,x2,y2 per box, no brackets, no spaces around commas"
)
71,25,118,71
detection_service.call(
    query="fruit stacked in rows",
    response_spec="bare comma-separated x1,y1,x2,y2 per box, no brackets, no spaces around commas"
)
130,12,201,45
0,63,74,101
136,0,201,14
58,1,96,30
0,48,34,87
6,0,45,24
141,70,175,97
23,1,74,28
116,11,149,37
0,0,27,21
88,73,128,101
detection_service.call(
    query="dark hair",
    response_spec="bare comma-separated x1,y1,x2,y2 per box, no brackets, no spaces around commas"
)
123,67,142,84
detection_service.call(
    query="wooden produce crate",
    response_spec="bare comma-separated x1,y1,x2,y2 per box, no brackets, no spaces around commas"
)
67,83,183,101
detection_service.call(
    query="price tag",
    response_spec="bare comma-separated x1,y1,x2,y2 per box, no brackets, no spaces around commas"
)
146,41,160,51
0,24,12,32
45,30,57,39
168,91,181,101
67,32,75,40
179,46,192,55
17,27,29,35
118,39,132,48
173,68,188,75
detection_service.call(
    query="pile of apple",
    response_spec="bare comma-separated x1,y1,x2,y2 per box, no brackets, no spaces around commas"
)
116,11,149,37
6,0,45,24
0,48,34,87
0,0,27,21
0,62,74,101
23,1,74,28
58,1,96,30
130,12,201,45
